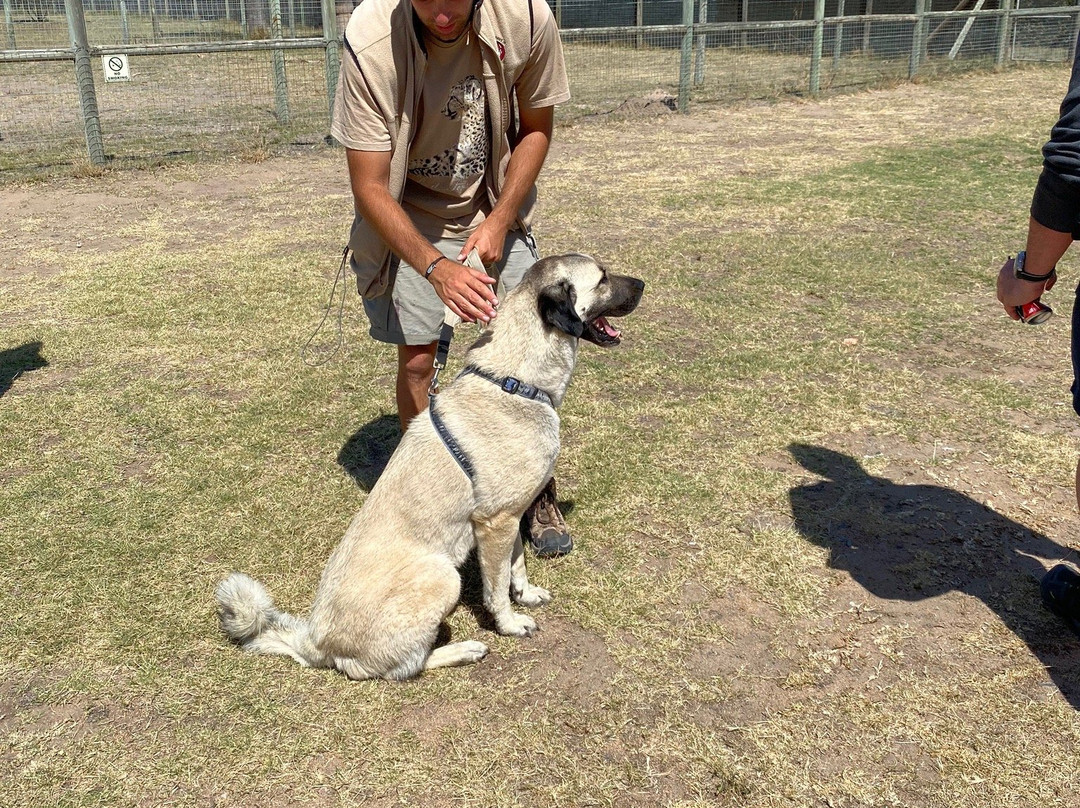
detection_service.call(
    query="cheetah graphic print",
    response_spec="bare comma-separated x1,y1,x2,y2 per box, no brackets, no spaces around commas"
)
408,76,488,190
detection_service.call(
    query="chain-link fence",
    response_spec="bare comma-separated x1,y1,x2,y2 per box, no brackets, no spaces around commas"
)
1,0,1077,174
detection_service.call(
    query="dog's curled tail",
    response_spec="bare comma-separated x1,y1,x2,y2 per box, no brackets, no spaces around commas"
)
215,572,329,669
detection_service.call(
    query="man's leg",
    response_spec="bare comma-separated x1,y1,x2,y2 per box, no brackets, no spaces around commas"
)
1040,214,1080,627
396,342,437,433
361,237,464,433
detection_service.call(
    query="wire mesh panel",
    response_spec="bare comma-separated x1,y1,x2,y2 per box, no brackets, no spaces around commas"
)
94,48,330,161
687,26,818,104
1012,11,1076,61
817,16,916,92
2,1,1080,174
3,2,70,49
559,27,685,117
0,59,88,171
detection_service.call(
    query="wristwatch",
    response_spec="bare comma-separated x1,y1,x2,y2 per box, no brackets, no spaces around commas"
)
1013,250,1057,282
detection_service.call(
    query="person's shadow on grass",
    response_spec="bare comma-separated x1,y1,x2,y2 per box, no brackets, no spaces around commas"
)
337,414,401,492
788,443,1080,708
1,341,48,398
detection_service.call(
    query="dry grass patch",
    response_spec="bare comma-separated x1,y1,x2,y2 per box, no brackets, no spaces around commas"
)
3,64,1080,807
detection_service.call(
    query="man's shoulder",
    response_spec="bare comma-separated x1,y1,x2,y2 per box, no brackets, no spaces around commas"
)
480,0,558,66
483,0,553,40
344,0,405,55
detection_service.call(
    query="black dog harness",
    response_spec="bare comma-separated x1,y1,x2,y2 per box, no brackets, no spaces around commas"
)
459,365,554,407
429,365,555,482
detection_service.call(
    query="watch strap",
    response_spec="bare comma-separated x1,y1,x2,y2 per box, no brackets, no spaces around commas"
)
1014,250,1057,282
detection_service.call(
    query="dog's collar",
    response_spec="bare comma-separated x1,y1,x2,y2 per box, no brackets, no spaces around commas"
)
459,365,554,408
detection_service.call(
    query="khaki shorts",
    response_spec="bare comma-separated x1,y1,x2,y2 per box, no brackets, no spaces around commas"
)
362,230,540,345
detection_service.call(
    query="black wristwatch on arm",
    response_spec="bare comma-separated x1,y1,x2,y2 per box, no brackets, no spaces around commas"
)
1013,250,1057,283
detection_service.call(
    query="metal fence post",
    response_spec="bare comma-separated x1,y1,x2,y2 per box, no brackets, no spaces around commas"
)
321,0,340,127
269,0,290,124
64,0,106,165
862,0,874,54
678,0,693,112
810,0,824,95
833,0,845,68
120,0,130,45
995,0,1013,66
4,0,15,50
1072,7,1080,64
694,0,707,85
909,0,926,79
636,0,644,49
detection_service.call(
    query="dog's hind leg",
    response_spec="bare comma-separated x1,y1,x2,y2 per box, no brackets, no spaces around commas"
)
510,531,552,608
474,513,538,637
423,641,489,670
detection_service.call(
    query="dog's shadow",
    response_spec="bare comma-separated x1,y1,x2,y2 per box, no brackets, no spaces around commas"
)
788,442,1080,708
1,341,49,398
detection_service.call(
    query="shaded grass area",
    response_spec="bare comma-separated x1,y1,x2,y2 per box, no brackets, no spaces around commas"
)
3,65,1080,806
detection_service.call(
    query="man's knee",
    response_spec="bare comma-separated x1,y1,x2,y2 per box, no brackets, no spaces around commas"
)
398,343,437,385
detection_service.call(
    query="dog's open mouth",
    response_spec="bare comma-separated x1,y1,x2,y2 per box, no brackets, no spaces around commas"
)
583,316,622,346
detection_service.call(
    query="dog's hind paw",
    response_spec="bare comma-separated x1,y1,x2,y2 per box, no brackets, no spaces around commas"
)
458,640,489,663
424,640,489,671
512,583,552,607
496,611,538,637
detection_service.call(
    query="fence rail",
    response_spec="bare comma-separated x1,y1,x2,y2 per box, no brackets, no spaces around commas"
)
1,0,1077,174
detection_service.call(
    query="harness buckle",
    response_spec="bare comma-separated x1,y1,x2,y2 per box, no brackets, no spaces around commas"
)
501,377,520,394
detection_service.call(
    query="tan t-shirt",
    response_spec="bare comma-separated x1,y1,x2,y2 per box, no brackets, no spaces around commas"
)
330,0,572,251
403,33,490,238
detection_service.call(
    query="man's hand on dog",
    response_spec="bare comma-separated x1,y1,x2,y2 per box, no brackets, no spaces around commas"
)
429,260,500,324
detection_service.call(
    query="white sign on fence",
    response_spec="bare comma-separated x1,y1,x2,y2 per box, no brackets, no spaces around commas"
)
102,55,131,83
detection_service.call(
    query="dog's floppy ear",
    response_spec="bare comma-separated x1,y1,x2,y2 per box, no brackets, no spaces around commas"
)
538,280,584,337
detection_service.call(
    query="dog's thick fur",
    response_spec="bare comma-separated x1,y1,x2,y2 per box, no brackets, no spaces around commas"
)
215,253,644,680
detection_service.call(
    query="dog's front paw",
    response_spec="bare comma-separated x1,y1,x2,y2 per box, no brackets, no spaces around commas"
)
512,583,552,608
496,611,538,637
457,640,490,663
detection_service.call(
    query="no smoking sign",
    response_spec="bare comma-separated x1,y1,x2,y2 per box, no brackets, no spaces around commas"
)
102,54,131,83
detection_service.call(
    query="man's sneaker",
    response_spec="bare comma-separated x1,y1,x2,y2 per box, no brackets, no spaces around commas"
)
1041,563,1080,636
522,478,573,558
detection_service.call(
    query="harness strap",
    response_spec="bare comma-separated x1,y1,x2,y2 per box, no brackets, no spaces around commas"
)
459,365,554,408
428,394,476,481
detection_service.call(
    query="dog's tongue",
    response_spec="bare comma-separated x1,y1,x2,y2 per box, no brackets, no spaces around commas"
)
594,317,621,338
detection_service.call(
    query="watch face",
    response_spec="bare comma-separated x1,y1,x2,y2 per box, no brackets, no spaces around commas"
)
1015,250,1026,275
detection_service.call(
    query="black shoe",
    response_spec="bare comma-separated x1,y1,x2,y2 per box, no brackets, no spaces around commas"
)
522,478,573,558
1041,564,1080,636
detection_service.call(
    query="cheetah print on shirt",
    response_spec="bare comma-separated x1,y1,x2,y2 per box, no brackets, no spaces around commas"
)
408,76,488,187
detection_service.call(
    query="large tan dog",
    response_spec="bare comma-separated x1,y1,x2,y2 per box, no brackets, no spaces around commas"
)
215,253,644,680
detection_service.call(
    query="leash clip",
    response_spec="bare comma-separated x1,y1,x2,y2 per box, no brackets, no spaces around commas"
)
429,361,444,396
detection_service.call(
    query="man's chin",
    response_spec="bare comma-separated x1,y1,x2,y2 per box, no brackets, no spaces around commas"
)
431,26,468,42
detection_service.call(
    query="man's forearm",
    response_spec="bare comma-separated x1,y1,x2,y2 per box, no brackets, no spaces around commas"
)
487,126,552,230
354,185,443,276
